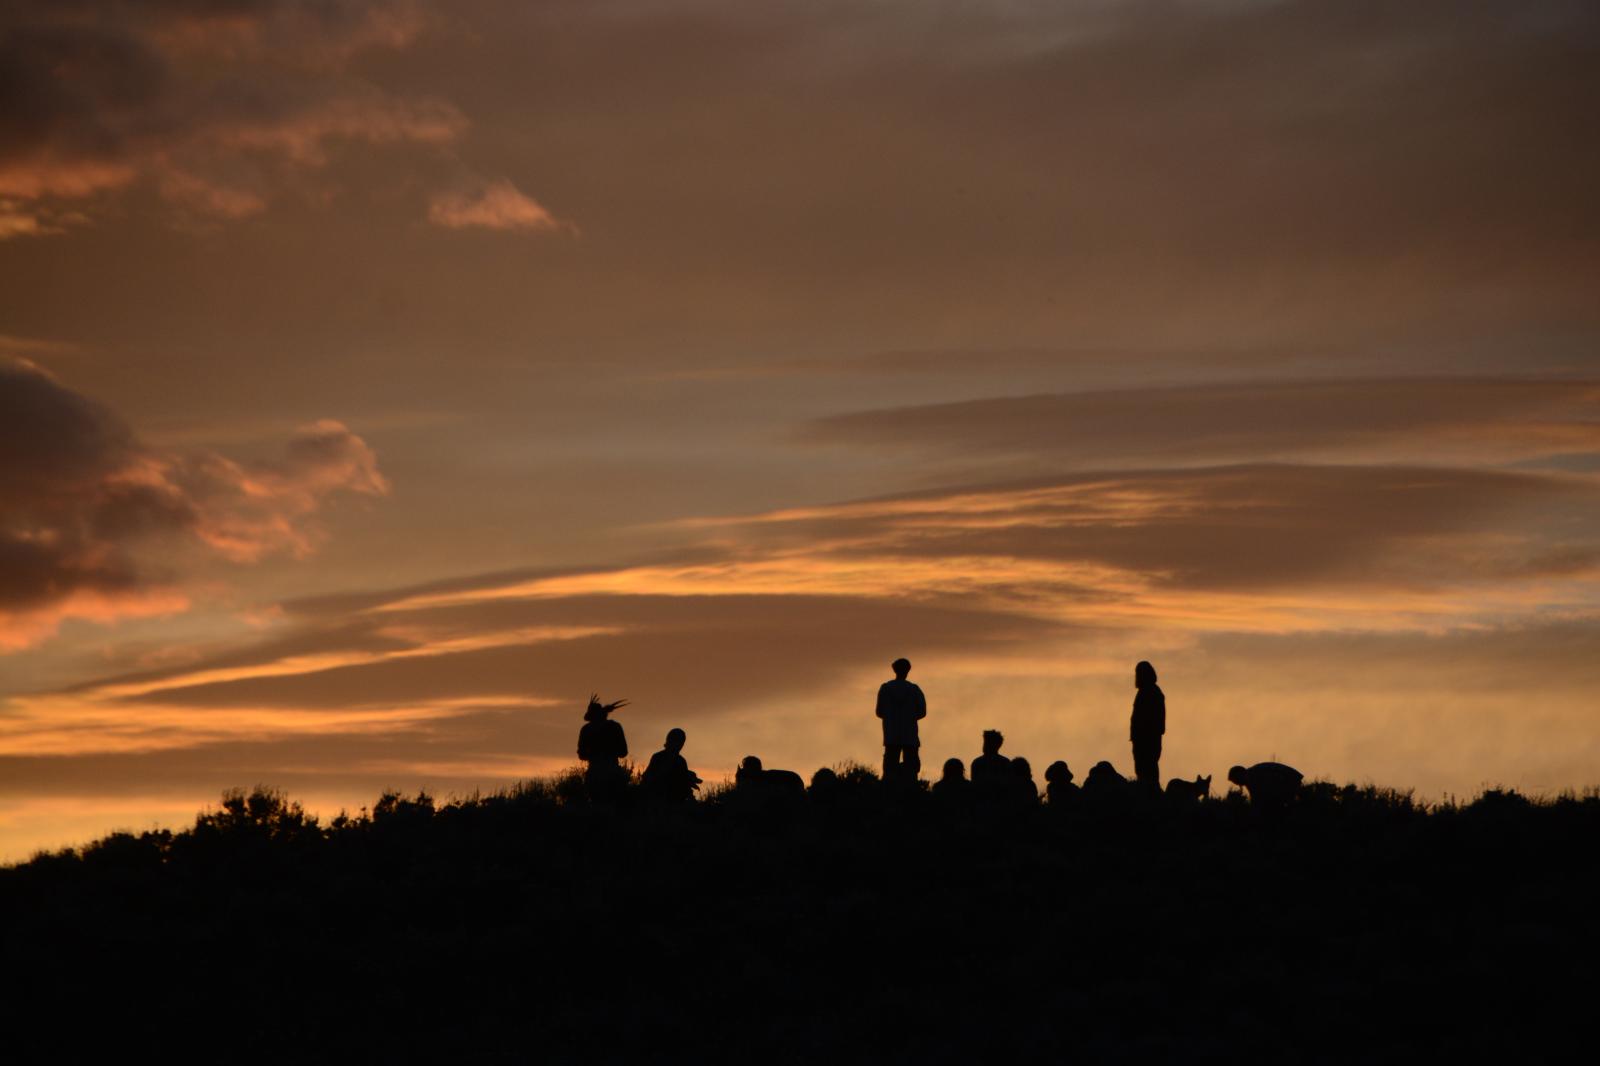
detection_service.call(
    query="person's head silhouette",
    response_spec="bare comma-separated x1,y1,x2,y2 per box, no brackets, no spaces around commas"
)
1135,661,1157,689
942,757,966,781
891,657,911,679
1012,756,1033,781
1045,760,1073,785
664,728,686,753
982,729,1004,755
742,755,763,774
1227,765,1249,787
584,692,629,722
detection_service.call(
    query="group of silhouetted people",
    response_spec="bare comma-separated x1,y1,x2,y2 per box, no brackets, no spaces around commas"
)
576,657,1304,810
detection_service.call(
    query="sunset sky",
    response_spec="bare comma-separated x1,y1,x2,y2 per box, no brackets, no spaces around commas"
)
3,0,1598,860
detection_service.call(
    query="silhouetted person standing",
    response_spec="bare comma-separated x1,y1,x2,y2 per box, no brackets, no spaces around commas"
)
642,727,701,803
1130,661,1165,794
1228,762,1303,809
876,657,927,782
578,693,629,803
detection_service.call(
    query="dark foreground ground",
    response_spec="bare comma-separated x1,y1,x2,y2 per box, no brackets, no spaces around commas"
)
5,774,1597,1063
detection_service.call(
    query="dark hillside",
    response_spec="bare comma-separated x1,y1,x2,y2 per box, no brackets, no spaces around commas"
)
5,777,1596,1063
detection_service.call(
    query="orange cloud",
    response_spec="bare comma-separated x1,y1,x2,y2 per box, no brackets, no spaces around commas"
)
0,2,522,231
428,180,567,233
1,360,390,650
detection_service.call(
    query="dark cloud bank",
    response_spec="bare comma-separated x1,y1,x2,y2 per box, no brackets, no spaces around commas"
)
0,358,387,646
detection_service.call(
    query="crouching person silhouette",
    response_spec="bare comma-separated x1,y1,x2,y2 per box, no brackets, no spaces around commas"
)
1228,762,1303,809
578,693,630,803
1083,760,1131,803
736,755,807,800
876,658,927,783
642,727,702,803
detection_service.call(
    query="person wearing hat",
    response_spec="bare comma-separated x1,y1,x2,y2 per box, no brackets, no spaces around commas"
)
876,657,927,782
578,692,630,802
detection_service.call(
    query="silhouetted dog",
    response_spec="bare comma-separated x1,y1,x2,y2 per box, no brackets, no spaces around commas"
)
1165,774,1211,803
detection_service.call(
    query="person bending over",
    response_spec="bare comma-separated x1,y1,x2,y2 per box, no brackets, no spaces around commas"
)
1228,762,1303,809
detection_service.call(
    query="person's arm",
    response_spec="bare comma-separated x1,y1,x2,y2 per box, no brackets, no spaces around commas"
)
1157,690,1166,737
915,685,927,721
876,683,888,720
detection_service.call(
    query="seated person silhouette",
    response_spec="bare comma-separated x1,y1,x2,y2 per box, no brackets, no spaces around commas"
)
971,730,1011,787
1228,762,1303,808
876,657,927,783
736,755,806,800
577,693,629,802
1009,756,1039,807
1044,761,1080,806
808,767,843,807
641,727,702,803
932,757,971,808
1082,760,1129,800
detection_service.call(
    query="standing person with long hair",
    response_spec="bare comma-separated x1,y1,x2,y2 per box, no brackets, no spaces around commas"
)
578,693,630,802
1130,661,1165,794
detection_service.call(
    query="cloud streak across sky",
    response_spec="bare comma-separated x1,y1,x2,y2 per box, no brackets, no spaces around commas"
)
4,424,1596,857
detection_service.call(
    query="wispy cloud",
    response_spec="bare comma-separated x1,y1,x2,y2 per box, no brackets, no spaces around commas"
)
807,378,1600,470
0,1,541,233
428,180,568,233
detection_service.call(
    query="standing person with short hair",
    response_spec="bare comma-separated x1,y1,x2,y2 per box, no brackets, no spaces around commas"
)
1130,661,1165,794
876,658,926,782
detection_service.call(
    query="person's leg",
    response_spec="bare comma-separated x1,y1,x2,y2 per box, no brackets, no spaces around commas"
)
905,748,921,779
1133,742,1161,793
883,745,901,780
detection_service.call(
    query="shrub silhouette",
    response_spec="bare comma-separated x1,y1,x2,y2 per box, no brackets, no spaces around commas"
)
3,777,1596,1061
